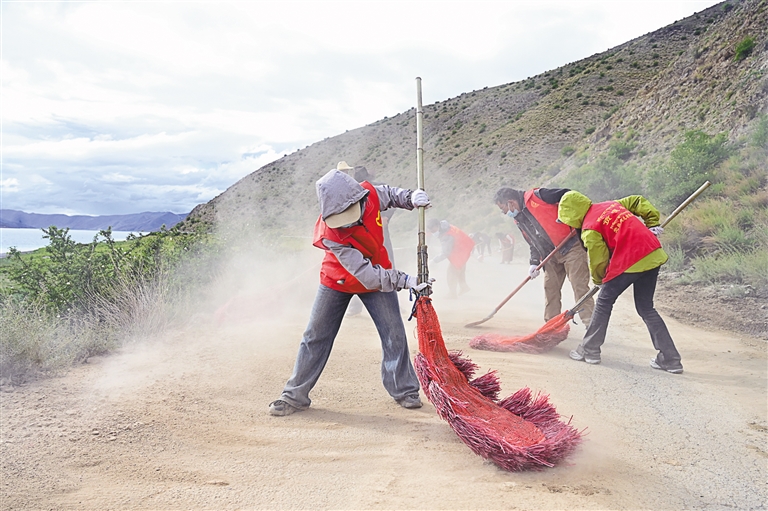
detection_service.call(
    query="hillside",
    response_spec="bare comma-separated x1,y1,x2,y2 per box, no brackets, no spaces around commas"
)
182,0,766,240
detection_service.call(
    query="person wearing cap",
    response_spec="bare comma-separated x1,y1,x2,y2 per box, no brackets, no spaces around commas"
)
427,219,475,298
269,169,432,416
494,187,594,327
557,191,683,373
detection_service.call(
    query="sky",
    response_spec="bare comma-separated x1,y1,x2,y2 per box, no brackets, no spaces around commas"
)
1,0,722,216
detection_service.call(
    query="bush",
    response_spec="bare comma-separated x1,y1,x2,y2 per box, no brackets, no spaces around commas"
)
560,155,643,201
561,146,576,157
647,130,731,209
0,298,68,382
0,227,217,382
664,245,686,272
750,114,768,149
734,36,755,61
691,249,768,288
607,138,637,161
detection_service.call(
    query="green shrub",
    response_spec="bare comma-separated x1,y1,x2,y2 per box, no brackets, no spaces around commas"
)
0,227,217,382
607,138,637,161
561,146,576,157
647,130,731,209
692,249,768,288
734,36,755,61
560,155,643,201
664,245,686,272
750,114,768,148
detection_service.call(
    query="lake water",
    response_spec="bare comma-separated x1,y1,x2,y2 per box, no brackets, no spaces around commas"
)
0,228,143,255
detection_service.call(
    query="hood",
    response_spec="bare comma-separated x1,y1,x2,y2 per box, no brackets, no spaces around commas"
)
315,169,369,221
557,190,592,229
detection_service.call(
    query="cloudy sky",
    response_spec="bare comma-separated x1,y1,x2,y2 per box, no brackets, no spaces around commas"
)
2,0,721,216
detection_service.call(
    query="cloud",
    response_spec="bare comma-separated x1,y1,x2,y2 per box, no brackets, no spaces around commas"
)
1,179,21,193
1,0,721,215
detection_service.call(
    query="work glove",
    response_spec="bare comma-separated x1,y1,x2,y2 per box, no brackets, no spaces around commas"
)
411,189,431,208
528,264,541,279
649,226,664,237
405,275,434,292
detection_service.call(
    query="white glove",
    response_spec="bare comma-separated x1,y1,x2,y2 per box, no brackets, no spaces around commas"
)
528,265,541,279
405,275,434,292
649,226,664,237
411,189,431,208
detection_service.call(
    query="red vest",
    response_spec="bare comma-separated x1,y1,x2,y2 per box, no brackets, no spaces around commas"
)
445,225,475,267
524,189,573,246
582,201,662,283
312,181,391,294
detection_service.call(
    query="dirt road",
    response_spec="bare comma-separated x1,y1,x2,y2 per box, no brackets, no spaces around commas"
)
1,254,766,510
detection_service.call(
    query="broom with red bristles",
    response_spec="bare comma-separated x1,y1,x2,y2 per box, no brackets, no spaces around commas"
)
410,78,582,471
469,181,712,354
469,287,598,353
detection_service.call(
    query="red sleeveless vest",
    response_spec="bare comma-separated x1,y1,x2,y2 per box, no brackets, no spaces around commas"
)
582,201,662,283
312,181,391,294
445,225,475,267
524,188,573,246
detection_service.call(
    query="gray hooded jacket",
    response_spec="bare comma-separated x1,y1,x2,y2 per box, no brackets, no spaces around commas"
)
315,170,416,293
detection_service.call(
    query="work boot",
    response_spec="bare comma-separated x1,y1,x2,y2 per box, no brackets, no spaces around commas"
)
569,346,601,365
397,393,423,409
269,399,299,416
650,353,683,374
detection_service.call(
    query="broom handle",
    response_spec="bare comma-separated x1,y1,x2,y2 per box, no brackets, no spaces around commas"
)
566,181,712,318
491,228,575,310
660,181,711,228
464,229,576,327
415,77,430,290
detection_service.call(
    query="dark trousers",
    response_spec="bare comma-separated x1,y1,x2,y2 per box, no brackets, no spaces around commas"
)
580,267,681,363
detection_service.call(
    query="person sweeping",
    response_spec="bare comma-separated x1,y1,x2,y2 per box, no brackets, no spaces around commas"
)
557,191,683,373
494,187,594,328
269,169,432,416
427,219,474,298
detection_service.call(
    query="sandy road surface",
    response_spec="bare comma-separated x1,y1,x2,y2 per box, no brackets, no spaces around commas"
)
1,255,766,510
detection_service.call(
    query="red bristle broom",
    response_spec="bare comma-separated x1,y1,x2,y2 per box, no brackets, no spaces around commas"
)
410,78,582,471
469,287,598,353
468,181,711,354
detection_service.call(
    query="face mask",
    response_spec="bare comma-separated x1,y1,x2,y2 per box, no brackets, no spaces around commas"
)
506,209,519,218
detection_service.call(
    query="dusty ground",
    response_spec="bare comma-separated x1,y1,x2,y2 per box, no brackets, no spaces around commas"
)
1,253,766,510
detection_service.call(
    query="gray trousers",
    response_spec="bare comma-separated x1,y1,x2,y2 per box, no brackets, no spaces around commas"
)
579,267,681,364
280,285,420,409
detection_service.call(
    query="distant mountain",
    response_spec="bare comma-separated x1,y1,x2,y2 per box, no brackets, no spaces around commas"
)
0,210,188,232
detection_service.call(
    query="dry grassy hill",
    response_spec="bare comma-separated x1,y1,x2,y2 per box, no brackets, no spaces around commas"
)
181,0,766,241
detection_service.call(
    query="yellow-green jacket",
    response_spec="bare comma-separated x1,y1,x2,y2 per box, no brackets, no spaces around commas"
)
557,191,668,285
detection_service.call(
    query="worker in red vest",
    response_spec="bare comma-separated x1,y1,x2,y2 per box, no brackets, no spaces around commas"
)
494,187,594,327
269,169,432,416
557,190,683,374
427,219,475,298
